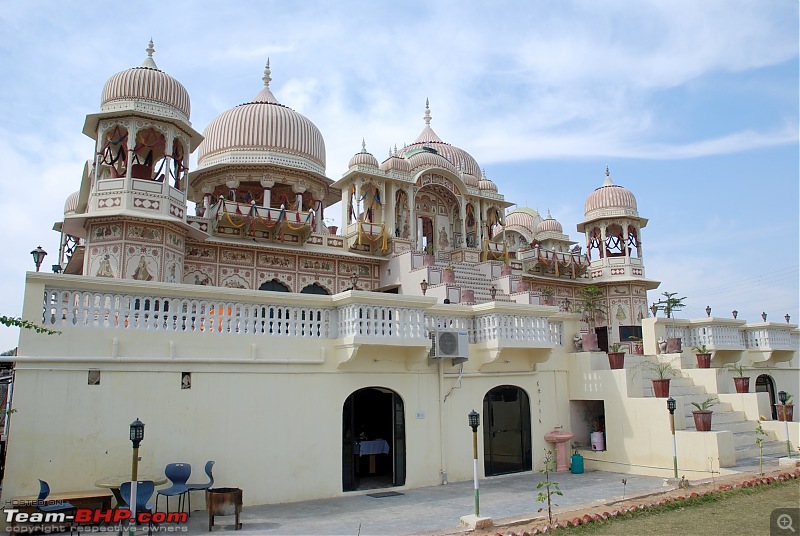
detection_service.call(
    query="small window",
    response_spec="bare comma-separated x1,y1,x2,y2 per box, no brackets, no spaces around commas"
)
88,370,101,385
181,372,192,389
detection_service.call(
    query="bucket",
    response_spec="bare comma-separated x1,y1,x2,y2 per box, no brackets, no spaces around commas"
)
590,431,605,452
570,450,584,474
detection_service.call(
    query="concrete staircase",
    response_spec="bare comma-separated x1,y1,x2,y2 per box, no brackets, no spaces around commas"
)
639,369,787,462
429,262,514,304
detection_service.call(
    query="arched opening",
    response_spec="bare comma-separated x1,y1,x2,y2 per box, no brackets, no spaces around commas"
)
627,225,640,258
300,283,330,295
482,385,532,476
131,128,166,181
258,279,290,292
605,223,624,256
587,227,602,260
99,125,128,179
342,387,406,492
756,374,777,420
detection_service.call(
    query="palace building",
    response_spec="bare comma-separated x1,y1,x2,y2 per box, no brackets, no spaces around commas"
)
2,42,797,510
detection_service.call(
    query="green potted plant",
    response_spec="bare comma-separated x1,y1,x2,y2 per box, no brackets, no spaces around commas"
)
607,342,625,370
540,287,556,306
655,291,686,353
777,393,794,422
691,397,717,431
636,359,681,397
628,336,644,355
692,344,712,369
577,285,606,352
725,363,750,393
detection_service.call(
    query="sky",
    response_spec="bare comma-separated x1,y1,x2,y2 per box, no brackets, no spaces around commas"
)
0,0,797,351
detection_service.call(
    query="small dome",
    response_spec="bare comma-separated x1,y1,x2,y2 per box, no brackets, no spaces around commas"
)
100,40,191,122
462,172,480,187
380,149,412,172
406,148,458,174
197,60,326,176
348,140,379,168
478,170,497,192
64,191,80,215
584,168,638,219
505,208,543,234
537,211,563,233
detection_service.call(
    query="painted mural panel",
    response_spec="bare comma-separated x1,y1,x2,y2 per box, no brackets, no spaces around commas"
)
90,223,122,242
184,263,216,286
125,246,160,281
256,252,295,270
126,223,163,243
88,244,121,278
220,267,252,289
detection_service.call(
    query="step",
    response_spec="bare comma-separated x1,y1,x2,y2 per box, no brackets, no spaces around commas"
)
735,440,789,460
643,384,706,397
732,430,779,448
684,410,744,425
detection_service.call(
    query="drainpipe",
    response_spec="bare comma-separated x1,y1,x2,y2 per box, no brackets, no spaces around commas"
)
439,358,448,484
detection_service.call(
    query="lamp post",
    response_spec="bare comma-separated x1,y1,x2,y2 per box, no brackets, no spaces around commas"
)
489,285,497,301
785,314,791,324
667,397,678,478
650,303,658,317
129,418,145,524
762,312,767,322
705,306,711,318
30,246,47,272
468,410,481,517
778,391,792,458
420,279,428,296
732,310,738,319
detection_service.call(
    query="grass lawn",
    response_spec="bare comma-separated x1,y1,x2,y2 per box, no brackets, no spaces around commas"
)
558,479,800,535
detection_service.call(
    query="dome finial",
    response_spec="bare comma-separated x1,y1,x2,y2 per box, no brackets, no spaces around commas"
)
603,165,614,186
547,209,552,219
361,139,366,153
262,58,272,88
424,98,431,126
142,39,158,69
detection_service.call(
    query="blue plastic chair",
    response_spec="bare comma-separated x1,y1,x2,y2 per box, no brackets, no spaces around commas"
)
156,463,191,513
120,481,155,536
37,480,76,534
185,460,215,515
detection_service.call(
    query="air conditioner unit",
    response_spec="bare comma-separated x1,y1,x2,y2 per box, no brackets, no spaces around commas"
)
429,330,469,364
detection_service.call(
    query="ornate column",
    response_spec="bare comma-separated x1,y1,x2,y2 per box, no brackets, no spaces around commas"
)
260,176,274,208
600,225,608,259
460,197,467,248
226,177,240,201
292,183,306,211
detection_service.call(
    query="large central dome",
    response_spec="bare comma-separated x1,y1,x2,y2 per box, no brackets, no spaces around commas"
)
197,61,326,177
396,100,481,179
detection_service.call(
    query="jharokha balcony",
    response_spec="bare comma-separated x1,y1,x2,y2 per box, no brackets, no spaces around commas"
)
208,198,315,243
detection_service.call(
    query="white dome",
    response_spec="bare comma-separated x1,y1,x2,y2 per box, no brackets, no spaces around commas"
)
348,141,379,168
584,169,638,220
407,149,458,174
196,61,326,176
64,191,80,215
505,208,542,234
380,152,411,173
537,211,563,233
100,41,191,123
462,172,480,187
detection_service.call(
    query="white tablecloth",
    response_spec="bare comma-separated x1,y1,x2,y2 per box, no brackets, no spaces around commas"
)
355,439,390,456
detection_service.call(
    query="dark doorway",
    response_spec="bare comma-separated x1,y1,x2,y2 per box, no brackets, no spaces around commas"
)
756,374,777,420
300,283,330,295
596,327,609,353
342,387,406,491
482,385,532,476
258,279,290,292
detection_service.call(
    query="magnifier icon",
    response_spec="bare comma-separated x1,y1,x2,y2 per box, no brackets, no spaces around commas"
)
778,514,796,533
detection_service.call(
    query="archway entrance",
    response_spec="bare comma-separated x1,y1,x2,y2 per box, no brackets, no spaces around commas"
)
342,387,406,491
756,374,777,420
482,385,532,476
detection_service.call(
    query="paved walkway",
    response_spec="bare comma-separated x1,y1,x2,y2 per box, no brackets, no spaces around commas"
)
172,455,786,535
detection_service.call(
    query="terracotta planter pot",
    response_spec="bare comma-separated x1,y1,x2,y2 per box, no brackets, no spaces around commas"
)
733,377,750,393
652,378,671,398
327,225,338,235
461,289,475,303
542,295,555,306
607,352,625,369
666,337,682,354
442,269,455,284
692,410,713,431
500,265,513,276
777,404,794,422
696,353,711,368
633,343,644,355
517,281,530,292
422,254,436,266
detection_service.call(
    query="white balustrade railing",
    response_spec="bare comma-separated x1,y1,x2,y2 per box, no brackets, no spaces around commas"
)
550,321,564,346
43,288,334,338
473,314,554,345
425,315,473,340
687,325,744,350
743,327,798,350
336,304,427,340
666,325,688,342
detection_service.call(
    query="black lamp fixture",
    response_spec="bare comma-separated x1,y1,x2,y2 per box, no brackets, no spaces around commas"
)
490,285,497,301
779,391,788,405
650,303,658,317
130,418,145,449
732,310,738,319
761,311,767,322
666,397,678,478
420,279,428,296
51,264,62,274
705,306,711,318
786,314,791,324
30,246,47,272
667,397,676,415
468,410,480,432
349,273,358,291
